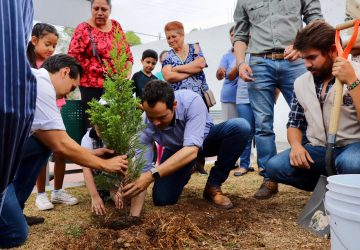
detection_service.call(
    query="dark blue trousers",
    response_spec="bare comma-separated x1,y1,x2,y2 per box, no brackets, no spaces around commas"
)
152,118,251,206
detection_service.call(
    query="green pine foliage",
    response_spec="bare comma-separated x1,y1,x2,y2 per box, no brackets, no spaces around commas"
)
87,29,145,188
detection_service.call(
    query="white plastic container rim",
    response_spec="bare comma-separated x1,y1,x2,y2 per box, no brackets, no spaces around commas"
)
327,174,360,198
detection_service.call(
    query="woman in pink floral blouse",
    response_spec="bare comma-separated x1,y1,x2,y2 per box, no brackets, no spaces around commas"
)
68,0,133,132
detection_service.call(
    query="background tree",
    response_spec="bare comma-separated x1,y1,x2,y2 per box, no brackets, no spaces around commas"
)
125,31,141,46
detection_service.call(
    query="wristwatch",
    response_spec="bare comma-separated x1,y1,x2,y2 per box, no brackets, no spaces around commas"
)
149,167,160,180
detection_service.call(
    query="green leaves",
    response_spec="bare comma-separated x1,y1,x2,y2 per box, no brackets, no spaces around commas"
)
87,29,145,186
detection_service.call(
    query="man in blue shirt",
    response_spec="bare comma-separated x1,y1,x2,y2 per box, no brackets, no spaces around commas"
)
123,80,251,209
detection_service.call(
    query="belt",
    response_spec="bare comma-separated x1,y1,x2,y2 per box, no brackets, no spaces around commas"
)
251,51,285,60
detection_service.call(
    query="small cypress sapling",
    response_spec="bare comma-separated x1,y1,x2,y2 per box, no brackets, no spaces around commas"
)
87,29,145,191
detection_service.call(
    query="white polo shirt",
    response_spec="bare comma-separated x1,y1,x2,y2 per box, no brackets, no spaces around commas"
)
81,130,93,149
31,68,65,133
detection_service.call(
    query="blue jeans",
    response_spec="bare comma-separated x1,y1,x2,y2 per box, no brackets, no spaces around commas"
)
267,142,360,191
248,56,306,179
0,184,28,248
236,103,255,169
152,118,251,206
0,136,51,248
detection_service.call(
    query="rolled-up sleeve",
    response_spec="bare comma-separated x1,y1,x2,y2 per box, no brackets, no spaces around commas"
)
233,0,250,44
287,91,307,130
302,0,323,24
183,96,207,147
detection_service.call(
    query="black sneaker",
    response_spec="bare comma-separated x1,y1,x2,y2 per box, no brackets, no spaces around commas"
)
24,214,45,226
194,165,208,175
193,157,208,175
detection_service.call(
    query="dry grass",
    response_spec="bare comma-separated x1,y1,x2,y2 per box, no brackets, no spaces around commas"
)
19,165,330,250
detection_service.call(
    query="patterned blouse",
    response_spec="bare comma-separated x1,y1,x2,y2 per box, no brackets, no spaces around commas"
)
162,43,209,97
68,19,133,88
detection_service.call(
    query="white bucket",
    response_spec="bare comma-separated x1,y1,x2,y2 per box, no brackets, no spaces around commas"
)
325,191,360,212
325,175,360,250
327,174,360,197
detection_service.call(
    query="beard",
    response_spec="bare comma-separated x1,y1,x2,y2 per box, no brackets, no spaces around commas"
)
307,56,333,80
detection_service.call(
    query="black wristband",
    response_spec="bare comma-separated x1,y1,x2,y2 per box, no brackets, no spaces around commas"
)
149,167,160,180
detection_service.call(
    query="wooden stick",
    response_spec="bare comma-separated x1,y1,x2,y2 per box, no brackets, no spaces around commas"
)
335,20,356,30
328,78,344,134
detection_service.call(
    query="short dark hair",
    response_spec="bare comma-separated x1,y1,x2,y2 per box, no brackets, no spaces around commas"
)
142,49,158,61
42,54,83,79
142,80,174,110
90,0,111,7
294,20,336,54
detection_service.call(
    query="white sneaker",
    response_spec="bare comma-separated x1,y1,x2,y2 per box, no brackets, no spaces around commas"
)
36,193,54,210
51,189,78,205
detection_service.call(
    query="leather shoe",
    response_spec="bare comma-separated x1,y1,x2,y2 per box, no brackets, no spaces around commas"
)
254,180,278,200
203,184,233,209
24,214,45,226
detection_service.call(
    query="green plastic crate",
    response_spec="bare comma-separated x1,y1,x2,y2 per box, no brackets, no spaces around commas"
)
61,100,84,145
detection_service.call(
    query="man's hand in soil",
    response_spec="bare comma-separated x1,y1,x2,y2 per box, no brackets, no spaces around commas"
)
122,171,153,198
102,155,128,174
91,195,106,215
289,143,314,169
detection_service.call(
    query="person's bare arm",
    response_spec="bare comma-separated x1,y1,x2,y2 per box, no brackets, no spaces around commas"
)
216,67,226,80
284,45,301,61
348,82,360,120
122,146,199,198
333,57,360,120
33,130,127,173
172,57,206,74
162,65,192,83
227,66,239,81
83,167,106,215
125,61,133,79
234,41,254,82
287,128,314,169
234,40,247,65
